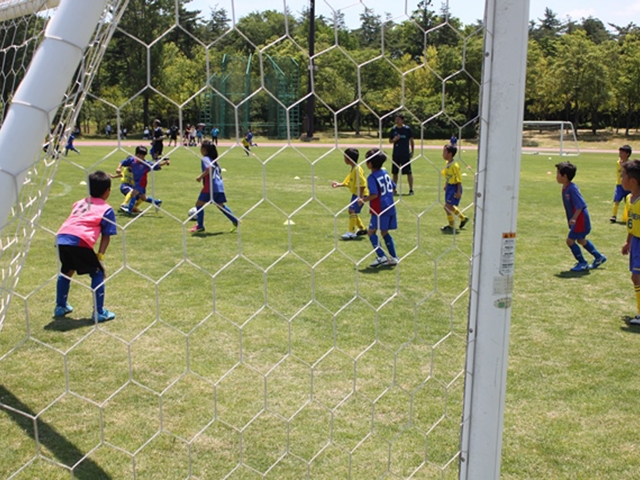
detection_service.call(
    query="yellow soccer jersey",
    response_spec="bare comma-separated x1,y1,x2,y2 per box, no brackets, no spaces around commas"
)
121,166,134,186
442,161,462,185
626,194,640,237
617,158,625,185
342,165,369,196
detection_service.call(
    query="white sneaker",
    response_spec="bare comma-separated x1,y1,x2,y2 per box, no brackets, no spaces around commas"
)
369,256,389,268
341,231,357,240
387,257,399,266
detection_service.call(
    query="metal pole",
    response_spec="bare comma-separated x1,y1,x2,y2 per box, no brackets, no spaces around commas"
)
459,0,530,478
306,0,315,139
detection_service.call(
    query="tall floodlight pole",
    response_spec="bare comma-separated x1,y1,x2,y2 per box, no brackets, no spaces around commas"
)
459,0,530,478
306,0,315,139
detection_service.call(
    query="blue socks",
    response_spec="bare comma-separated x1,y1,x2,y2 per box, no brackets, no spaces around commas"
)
57,269,105,314
56,275,71,308
220,205,238,226
369,234,386,258
583,240,601,259
569,243,586,263
196,208,205,228
90,270,105,314
383,233,397,258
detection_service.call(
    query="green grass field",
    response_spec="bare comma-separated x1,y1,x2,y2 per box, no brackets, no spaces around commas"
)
1,145,639,479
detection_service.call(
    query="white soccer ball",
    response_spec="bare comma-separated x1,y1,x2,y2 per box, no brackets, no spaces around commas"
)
188,207,197,220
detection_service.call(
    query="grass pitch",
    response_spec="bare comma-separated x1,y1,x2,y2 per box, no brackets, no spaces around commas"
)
1,145,638,478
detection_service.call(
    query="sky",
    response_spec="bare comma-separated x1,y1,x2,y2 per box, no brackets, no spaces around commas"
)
186,0,639,30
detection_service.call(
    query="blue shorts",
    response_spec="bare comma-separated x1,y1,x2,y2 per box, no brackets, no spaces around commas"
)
198,191,227,204
445,184,461,206
614,184,630,203
348,194,363,214
369,212,397,231
120,184,133,196
568,225,590,240
630,236,640,274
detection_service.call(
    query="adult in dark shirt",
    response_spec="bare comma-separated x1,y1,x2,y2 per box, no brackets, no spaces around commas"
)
151,119,164,160
389,114,415,195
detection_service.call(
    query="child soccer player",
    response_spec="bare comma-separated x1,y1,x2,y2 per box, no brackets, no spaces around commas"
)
441,143,468,232
64,132,80,156
191,140,239,233
331,148,369,240
358,148,399,267
54,171,117,322
611,144,632,223
621,160,640,324
556,161,606,272
241,128,257,156
115,145,169,214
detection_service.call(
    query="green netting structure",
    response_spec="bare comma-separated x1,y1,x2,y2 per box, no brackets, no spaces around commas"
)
200,54,300,139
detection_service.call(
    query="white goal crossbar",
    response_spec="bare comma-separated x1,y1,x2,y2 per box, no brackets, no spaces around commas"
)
0,0,59,22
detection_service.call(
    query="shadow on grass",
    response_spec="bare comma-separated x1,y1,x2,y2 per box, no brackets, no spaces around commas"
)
554,270,591,278
0,385,111,479
44,316,113,332
359,265,397,274
620,316,640,333
190,231,224,237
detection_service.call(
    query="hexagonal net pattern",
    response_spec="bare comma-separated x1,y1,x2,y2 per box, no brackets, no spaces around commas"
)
0,1,484,478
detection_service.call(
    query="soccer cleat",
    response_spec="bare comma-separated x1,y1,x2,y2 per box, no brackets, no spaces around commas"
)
341,231,357,240
96,309,116,323
154,199,163,206
610,216,617,223
190,225,205,233
53,303,74,317
369,256,389,268
229,224,238,233
590,255,607,269
356,229,367,237
119,204,131,214
409,190,414,196
441,225,454,233
387,257,399,266
459,218,468,229
570,262,589,272
629,315,640,325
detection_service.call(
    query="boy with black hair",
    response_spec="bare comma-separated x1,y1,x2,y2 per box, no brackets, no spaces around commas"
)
611,144,632,223
358,148,399,267
556,161,606,272
441,143,468,232
332,148,368,240
54,171,117,322
620,160,640,324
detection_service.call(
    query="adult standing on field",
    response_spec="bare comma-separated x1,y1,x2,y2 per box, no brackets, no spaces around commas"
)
389,114,415,196
151,119,165,160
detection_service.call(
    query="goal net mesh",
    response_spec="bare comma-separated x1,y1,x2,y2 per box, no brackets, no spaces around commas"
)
0,0,481,477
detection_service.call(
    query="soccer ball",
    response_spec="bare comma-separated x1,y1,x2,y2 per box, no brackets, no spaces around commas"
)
188,207,197,220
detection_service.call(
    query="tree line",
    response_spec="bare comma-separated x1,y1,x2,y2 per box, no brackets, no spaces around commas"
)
78,1,640,138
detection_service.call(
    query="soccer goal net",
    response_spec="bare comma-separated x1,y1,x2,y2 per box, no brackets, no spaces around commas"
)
0,0,529,478
521,120,580,156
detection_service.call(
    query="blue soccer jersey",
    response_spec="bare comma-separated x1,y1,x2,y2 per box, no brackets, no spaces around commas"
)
562,182,591,236
367,169,396,215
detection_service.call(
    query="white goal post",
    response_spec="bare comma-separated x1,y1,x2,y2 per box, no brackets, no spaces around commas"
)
522,120,580,156
0,0,530,478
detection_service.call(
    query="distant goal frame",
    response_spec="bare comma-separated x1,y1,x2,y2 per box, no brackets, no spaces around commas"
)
522,120,580,156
